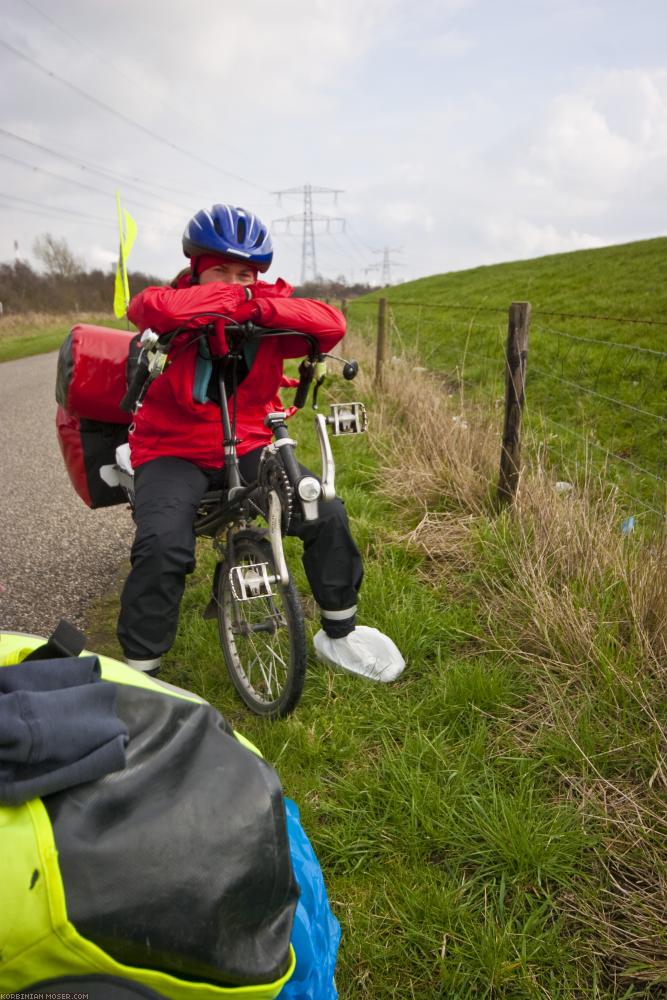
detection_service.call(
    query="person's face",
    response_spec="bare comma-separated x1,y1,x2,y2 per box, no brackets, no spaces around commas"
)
198,259,257,286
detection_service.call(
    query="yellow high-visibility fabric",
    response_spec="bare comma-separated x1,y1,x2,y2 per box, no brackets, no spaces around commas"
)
113,195,137,318
0,631,293,996
0,798,295,996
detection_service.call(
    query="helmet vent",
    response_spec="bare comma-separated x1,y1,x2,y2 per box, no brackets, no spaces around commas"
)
213,217,223,236
253,229,266,248
236,217,247,243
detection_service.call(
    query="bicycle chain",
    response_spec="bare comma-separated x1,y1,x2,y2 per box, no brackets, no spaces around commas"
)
258,451,294,533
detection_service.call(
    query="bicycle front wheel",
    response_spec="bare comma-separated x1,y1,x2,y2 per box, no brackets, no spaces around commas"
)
217,530,306,717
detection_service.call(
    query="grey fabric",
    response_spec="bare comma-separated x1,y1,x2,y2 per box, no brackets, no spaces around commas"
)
0,656,128,805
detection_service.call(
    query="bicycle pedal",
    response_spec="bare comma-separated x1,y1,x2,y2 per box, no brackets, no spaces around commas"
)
326,402,368,436
229,562,276,601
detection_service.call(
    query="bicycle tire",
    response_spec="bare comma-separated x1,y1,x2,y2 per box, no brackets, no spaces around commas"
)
217,530,306,717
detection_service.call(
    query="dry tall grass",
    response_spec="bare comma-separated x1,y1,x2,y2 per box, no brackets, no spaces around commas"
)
347,323,667,990
0,311,114,340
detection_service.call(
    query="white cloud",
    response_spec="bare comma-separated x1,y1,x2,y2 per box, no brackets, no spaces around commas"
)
1,2,666,283
524,70,667,201
481,217,607,258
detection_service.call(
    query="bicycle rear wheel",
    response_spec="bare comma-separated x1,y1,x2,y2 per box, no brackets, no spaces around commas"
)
217,530,306,717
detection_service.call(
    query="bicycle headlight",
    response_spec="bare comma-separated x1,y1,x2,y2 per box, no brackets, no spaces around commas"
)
297,476,321,502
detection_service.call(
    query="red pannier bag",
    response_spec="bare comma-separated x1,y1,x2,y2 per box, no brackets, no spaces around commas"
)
55,325,135,509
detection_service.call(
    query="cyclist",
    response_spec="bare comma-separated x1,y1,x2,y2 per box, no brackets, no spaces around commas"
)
117,203,405,684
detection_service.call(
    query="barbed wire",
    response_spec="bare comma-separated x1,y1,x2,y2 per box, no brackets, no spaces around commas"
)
351,298,508,315
534,308,667,327
611,482,665,519
350,297,667,327
539,414,666,487
538,437,664,518
535,324,667,358
379,309,666,421
529,366,667,423
354,306,665,519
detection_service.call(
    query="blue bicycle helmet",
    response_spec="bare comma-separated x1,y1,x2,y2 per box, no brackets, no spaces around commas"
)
182,204,273,273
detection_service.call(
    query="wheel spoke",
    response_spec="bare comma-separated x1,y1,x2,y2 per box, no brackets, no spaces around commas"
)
216,534,306,716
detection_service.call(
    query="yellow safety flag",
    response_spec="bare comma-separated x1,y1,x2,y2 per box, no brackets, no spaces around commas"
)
113,192,137,318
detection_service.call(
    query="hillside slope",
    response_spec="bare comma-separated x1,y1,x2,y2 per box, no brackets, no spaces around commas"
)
354,236,667,328
348,236,667,516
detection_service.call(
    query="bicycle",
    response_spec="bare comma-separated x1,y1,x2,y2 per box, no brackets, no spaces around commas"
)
114,316,367,718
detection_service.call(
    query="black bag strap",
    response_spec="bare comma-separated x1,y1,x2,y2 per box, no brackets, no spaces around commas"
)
21,620,87,661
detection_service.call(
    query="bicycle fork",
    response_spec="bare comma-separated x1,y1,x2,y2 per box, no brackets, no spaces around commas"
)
230,401,368,602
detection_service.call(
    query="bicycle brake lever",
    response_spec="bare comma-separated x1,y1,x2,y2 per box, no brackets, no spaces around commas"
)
311,362,327,410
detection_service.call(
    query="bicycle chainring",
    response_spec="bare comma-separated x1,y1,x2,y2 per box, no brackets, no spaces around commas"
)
258,451,294,532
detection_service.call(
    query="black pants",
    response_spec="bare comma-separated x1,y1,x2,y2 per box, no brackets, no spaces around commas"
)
117,452,364,661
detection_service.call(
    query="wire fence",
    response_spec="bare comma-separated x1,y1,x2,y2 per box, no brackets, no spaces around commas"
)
348,296,667,523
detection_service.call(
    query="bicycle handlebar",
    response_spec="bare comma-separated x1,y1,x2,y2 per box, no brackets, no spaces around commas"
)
224,321,321,355
119,353,150,413
120,318,351,414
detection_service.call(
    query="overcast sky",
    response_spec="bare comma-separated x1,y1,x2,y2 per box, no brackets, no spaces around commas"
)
1,0,666,286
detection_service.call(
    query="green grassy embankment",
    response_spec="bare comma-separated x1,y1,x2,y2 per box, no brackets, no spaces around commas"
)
348,236,667,518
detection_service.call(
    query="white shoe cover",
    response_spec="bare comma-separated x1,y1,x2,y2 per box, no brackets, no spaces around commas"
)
313,626,405,683
116,442,134,476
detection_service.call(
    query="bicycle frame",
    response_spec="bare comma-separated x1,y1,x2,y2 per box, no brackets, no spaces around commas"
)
117,318,367,589
110,316,367,716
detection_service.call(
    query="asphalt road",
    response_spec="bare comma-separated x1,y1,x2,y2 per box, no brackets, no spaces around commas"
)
0,351,133,638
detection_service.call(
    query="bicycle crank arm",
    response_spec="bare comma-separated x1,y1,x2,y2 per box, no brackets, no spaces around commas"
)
267,489,290,584
314,413,336,501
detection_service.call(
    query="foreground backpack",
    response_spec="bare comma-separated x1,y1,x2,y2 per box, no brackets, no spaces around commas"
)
0,630,339,998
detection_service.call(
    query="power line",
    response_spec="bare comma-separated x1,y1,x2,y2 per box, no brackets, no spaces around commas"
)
326,231,368,280
340,232,370,268
0,191,172,234
0,149,188,221
0,37,265,191
0,126,202,204
0,191,117,228
16,0,257,175
346,221,375,254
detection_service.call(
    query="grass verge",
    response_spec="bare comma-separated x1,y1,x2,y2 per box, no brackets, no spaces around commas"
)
87,328,666,998
0,311,128,362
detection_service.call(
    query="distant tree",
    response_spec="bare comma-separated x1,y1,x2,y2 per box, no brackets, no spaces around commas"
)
33,233,84,280
0,260,45,311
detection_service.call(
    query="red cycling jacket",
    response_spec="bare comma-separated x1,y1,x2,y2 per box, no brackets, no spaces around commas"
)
127,274,345,469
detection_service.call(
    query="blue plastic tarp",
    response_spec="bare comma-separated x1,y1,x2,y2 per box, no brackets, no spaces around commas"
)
278,798,341,999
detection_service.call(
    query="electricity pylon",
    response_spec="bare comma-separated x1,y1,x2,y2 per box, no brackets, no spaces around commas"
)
272,183,344,283
372,246,402,285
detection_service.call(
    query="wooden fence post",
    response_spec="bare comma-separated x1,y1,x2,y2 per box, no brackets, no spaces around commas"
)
375,297,387,386
341,298,348,319
497,301,531,505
